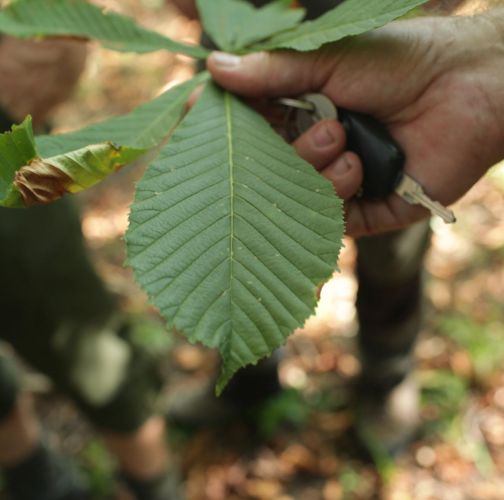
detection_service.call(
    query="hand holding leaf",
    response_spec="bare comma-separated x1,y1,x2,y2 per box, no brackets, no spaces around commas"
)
0,0,428,390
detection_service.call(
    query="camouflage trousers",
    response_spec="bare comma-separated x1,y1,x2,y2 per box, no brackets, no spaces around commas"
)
0,200,162,432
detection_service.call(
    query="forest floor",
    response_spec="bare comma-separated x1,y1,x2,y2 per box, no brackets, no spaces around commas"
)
7,1,504,499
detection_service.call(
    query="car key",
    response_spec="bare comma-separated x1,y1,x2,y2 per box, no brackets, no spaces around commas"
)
278,93,456,223
395,175,456,223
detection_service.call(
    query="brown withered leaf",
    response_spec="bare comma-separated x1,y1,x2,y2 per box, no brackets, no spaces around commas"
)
14,159,72,207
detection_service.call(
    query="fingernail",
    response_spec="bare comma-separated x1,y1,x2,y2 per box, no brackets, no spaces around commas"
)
330,155,352,175
313,122,338,148
211,51,242,69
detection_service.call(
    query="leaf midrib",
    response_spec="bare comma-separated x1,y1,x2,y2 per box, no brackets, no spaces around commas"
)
224,91,236,346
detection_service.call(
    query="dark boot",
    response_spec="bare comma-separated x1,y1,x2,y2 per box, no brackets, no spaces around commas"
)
121,468,184,500
167,353,281,426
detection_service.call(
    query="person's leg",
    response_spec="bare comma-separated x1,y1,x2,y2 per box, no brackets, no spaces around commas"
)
0,397,39,468
0,35,177,497
101,415,182,500
0,355,88,500
103,416,168,481
1,400,88,500
354,220,431,452
60,320,177,498
356,221,431,389
0,358,39,467
0,199,177,498
0,86,94,498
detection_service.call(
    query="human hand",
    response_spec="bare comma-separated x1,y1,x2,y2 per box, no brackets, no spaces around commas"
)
168,0,198,19
207,11,504,236
0,37,87,129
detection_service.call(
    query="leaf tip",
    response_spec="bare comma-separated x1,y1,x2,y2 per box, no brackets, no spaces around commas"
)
215,369,233,397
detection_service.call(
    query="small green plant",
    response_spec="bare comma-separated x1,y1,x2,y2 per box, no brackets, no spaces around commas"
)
439,313,504,381
0,0,427,391
79,439,116,498
256,388,309,437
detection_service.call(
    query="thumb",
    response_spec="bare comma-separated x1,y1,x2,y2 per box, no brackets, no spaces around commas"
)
207,51,334,97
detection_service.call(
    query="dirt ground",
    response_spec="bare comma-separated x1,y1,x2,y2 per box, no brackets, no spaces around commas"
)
4,1,504,499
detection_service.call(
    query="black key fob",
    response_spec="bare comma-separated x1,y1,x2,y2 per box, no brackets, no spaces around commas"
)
338,108,405,200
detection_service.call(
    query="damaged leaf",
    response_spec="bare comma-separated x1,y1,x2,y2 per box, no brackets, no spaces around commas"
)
14,160,72,206
0,117,143,208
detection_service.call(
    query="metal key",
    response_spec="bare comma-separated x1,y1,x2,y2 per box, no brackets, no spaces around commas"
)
278,94,338,135
396,174,456,223
277,93,456,224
